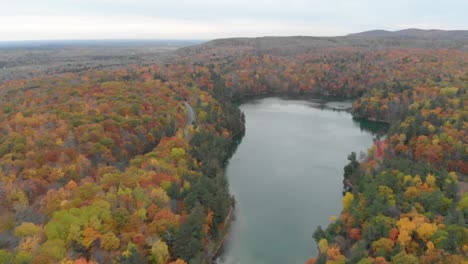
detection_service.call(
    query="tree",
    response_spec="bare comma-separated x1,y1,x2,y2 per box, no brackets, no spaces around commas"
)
327,244,344,261
100,232,120,251
371,238,394,258
318,239,329,254
120,243,147,264
363,215,396,244
14,250,33,264
347,241,369,263
344,152,359,180
391,251,419,264
456,194,468,211
342,192,354,211
425,174,437,188
150,240,169,264
397,230,411,248
14,222,41,238
173,204,205,262
40,239,66,260
416,223,437,242
313,225,329,243
0,250,13,264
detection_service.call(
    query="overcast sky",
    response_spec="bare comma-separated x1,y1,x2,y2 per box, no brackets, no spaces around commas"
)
0,0,466,41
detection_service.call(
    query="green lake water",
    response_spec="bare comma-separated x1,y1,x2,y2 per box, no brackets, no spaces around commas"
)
217,97,383,264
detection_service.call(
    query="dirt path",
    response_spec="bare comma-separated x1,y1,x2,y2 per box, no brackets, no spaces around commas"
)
184,101,196,135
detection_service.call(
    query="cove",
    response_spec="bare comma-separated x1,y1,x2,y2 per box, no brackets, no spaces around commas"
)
217,97,385,264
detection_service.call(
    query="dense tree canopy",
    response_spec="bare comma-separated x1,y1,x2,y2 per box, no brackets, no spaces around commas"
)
0,39,466,263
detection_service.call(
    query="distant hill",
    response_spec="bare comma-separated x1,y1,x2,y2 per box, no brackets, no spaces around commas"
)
178,28,468,56
347,28,468,39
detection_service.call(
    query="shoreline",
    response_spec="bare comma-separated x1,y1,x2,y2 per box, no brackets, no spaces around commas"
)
206,205,235,263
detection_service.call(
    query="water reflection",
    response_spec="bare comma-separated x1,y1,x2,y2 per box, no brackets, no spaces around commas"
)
218,97,383,264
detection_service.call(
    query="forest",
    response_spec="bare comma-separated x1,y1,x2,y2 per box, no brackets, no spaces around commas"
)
0,33,466,264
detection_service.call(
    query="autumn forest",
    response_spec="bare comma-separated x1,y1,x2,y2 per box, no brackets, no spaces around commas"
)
0,31,467,264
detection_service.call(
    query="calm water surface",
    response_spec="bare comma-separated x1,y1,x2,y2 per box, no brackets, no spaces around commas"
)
218,97,381,264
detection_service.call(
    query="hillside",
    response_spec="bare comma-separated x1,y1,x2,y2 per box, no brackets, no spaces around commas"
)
179,29,468,57
1,28,466,83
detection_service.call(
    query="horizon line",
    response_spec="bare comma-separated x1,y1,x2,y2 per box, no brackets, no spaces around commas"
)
0,28,466,44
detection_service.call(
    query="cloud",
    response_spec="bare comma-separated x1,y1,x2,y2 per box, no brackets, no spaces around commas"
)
0,0,466,40
0,15,347,41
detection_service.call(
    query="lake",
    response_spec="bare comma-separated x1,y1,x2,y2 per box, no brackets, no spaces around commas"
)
217,97,383,264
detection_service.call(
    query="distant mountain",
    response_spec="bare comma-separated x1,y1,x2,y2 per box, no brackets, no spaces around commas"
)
347,28,468,39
